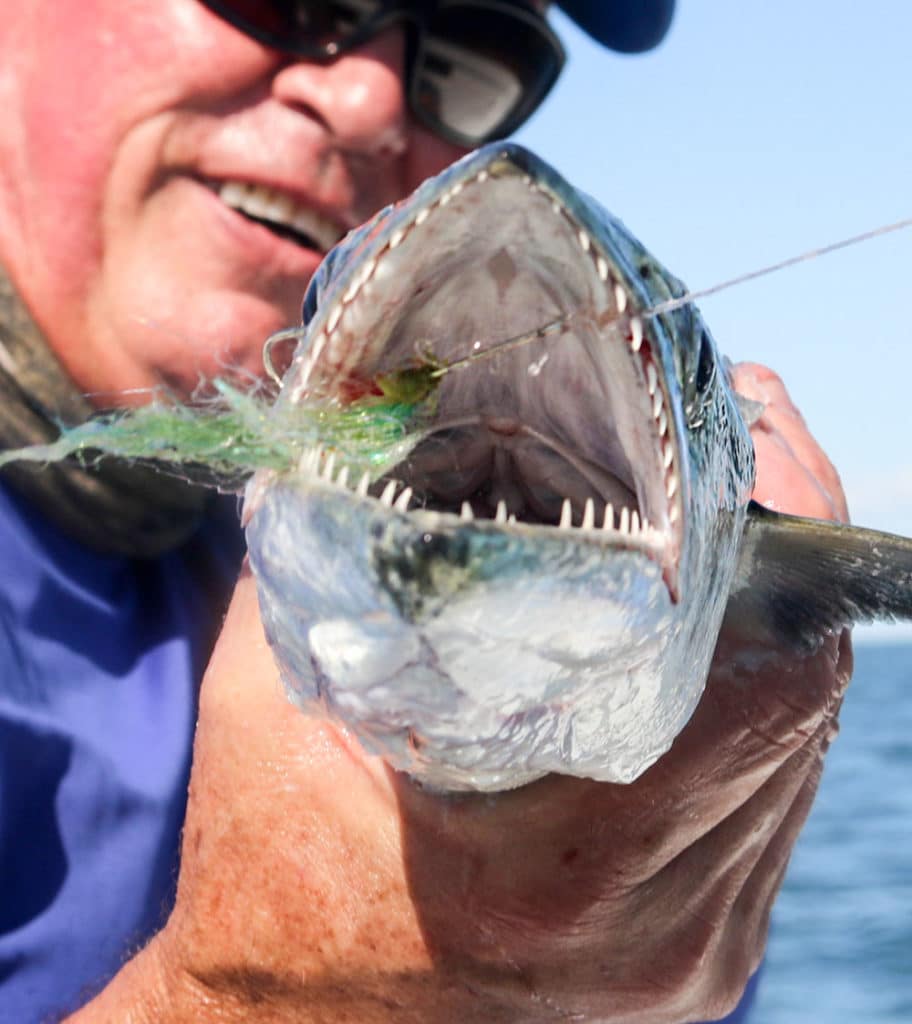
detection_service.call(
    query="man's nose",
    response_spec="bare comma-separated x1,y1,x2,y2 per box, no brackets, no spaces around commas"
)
271,29,409,156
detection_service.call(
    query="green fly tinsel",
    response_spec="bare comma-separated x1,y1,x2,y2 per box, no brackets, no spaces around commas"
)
0,378,429,490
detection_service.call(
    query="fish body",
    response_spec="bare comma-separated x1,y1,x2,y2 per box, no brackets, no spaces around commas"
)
244,144,912,792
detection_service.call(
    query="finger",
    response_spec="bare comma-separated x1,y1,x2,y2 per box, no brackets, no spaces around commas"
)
731,362,848,519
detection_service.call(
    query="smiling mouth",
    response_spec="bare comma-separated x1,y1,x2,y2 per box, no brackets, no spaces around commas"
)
280,153,685,598
215,180,346,253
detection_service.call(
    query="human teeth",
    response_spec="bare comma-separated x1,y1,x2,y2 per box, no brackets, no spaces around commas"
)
217,181,343,252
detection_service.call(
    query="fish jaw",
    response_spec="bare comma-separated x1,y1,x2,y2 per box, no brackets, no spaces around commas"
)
246,143,756,790
248,476,699,790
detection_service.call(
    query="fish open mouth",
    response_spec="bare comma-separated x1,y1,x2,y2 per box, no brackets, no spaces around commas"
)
285,150,684,598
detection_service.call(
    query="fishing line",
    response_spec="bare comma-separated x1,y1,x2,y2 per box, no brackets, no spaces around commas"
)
423,213,912,377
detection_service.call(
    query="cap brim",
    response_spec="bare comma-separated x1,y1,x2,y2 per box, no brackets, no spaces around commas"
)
556,0,675,52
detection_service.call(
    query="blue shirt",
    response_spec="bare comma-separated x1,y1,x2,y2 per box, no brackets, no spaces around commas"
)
0,480,243,1021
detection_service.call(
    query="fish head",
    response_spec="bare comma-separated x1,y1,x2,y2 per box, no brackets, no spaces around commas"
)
246,144,755,790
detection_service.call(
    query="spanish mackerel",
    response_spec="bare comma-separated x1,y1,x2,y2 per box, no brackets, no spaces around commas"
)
246,143,912,792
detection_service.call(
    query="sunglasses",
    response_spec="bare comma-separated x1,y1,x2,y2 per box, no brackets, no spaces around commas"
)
198,0,566,146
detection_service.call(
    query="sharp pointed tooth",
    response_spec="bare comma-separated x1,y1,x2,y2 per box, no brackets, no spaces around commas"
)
356,471,371,497
495,500,508,524
666,474,678,499
460,501,474,521
578,229,591,252
670,505,679,524
663,441,674,468
394,486,413,512
646,362,658,395
389,227,405,249
327,303,343,334
614,283,628,313
508,513,517,524
380,480,398,506
322,451,336,482
335,466,349,490
559,498,573,529
653,389,664,419
596,256,609,281
301,446,320,473
631,510,640,534
619,507,630,534
581,498,595,530
658,409,668,436
603,503,615,531
630,318,643,352
415,206,430,225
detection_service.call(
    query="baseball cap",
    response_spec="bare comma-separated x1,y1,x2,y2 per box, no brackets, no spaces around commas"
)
556,0,675,52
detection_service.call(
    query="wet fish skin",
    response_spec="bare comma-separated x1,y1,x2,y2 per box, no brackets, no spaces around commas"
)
245,144,912,792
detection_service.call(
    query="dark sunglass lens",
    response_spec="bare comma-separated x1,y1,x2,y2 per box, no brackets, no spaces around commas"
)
203,0,386,53
412,4,562,144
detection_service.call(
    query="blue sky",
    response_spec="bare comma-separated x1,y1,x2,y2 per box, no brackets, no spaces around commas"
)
517,1,912,640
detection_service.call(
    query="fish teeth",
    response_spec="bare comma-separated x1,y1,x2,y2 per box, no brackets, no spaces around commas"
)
460,501,474,521
335,466,349,490
630,510,640,534
380,480,398,507
322,451,336,482
495,500,508,524
581,497,595,530
666,474,678,499
559,498,573,529
356,471,371,497
603,503,615,531
394,486,413,512
619,507,630,534
646,362,658,396
663,441,674,468
630,317,643,352
652,388,664,419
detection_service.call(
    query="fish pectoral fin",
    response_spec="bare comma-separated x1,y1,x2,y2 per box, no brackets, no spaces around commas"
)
726,501,912,649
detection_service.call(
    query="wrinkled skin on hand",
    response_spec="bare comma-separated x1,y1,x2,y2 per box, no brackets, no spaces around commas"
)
125,365,852,1024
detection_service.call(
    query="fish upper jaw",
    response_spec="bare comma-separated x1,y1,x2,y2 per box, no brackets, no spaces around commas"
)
273,143,689,601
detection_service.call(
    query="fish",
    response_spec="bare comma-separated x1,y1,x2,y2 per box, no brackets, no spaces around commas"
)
246,144,912,792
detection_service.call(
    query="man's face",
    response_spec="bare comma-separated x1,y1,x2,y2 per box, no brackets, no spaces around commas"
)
0,1,477,401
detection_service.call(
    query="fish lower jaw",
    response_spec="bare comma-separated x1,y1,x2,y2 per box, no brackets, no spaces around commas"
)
294,443,672,567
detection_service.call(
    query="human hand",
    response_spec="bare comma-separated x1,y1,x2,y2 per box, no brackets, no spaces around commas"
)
72,364,852,1024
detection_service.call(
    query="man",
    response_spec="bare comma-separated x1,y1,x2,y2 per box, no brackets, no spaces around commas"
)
0,3,850,1022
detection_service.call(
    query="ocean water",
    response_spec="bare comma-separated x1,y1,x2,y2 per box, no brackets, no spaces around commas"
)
751,643,912,1023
